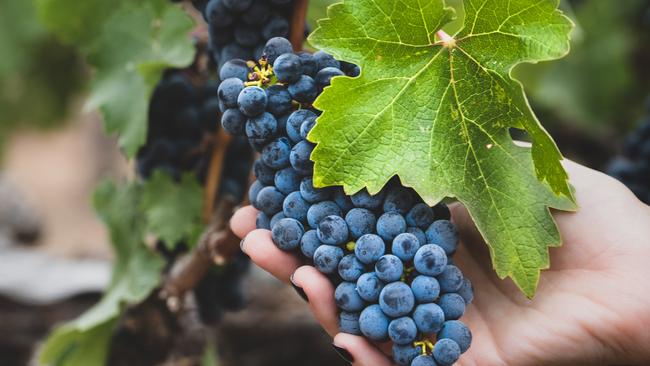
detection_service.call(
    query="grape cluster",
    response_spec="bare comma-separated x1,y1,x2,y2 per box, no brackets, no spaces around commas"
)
218,37,472,365
203,0,296,69
607,100,650,204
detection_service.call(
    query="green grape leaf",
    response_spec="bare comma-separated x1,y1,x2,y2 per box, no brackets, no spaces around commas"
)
37,0,196,157
41,181,165,365
141,171,205,248
309,0,577,297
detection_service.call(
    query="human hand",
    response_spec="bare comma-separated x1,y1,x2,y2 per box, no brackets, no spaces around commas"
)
231,161,650,366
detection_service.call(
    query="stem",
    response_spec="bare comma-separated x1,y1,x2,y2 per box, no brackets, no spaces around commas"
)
290,0,309,51
203,128,232,222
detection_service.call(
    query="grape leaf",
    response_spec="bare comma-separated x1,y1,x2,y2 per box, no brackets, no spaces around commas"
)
141,171,205,248
37,0,196,157
41,181,165,365
308,0,577,297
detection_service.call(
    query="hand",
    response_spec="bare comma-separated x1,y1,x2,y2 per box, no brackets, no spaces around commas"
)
230,161,650,366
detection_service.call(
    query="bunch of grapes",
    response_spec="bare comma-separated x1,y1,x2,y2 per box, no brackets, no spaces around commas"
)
218,36,473,366
607,100,650,204
203,0,296,69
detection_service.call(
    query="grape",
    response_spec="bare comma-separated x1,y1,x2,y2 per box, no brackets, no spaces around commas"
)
351,188,385,210
246,112,277,140
356,272,384,302
338,254,365,282
313,50,341,70
383,186,415,215
375,254,404,282
345,208,376,239
220,59,249,81
433,338,461,365
248,180,264,208
256,212,271,229
266,85,293,116
406,226,427,245
413,303,445,333
317,215,349,245
333,188,354,212
392,344,420,366
286,110,317,143
438,320,472,353
274,167,302,194
437,265,464,293
359,304,390,341
300,229,321,258
457,278,474,305
411,275,440,303
406,203,435,229
241,0,271,26
288,75,318,103
433,203,451,221
256,186,285,216
273,53,302,83
411,355,437,366
262,15,290,40
220,43,253,64
388,317,417,345
218,78,244,108
438,293,466,320
282,191,309,222
426,220,459,255
379,282,415,317
299,116,316,139
376,212,407,242
414,244,447,276
221,108,247,135
270,212,286,228
261,137,291,169
391,232,420,261
300,177,330,203
339,312,361,335
223,0,252,12
271,218,303,250
205,0,234,26
238,86,268,117
290,138,315,173
234,24,261,47
313,245,344,274
354,234,385,264
253,159,275,185
335,282,366,312
315,67,344,91
306,200,342,228
263,37,293,64
298,51,318,76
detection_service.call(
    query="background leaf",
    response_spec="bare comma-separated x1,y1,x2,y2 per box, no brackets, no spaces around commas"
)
309,0,577,296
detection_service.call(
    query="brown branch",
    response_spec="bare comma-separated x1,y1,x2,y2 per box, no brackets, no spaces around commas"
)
203,128,232,222
290,0,309,51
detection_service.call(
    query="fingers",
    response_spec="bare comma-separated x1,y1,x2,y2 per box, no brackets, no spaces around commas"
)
333,333,394,366
230,205,258,239
291,265,339,336
240,229,301,283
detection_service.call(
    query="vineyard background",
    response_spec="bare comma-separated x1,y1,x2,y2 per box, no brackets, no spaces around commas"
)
0,0,649,365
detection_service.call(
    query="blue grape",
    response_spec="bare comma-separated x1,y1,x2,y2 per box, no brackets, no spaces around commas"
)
248,180,264,209
426,220,459,255
299,117,316,139
354,234,385,264
359,304,389,341
345,208,376,239
338,254,365,282
238,86,267,117
263,37,293,64
288,75,318,103
223,0,253,13
297,51,318,77
206,0,234,26
306,200,342,228
457,278,474,305
411,275,440,303
217,78,244,108
388,317,417,345
300,230,321,258
256,212,270,229
351,188,385,210
219,59,248,81
414,244,447,276
411,355,437,366
256,186,285,216
317,215,349,245
266,85,292,116
433,203,451,221
274,167,302,194
253,159,275,185
406,226,427,245
271,218,304,250
300,177,330,203
392,344,419,366
246,112,277,140
379,282,415,318
286,110,316,143
341,61,361,77
219,43,252,66
273,53,302,83
269,212,286,229
315,66,344,91
313,245,344,274
383,186,414,214
261,15,289,40
261,137,291,169
335,282,365,312
406,203,435,229
356,272,384,302
221,108,247,135
234,24,261,47
333,188,354,212
433,338,461,365
313,50,341,70
376,212,407,242
437,265,463,293
375,254,404,282
275,113,290,135
391,232,420,261
413,303,445,333
282,191,309,222
339,311,361,335
290,140,314,175
438,320,472,353
438,293,466,320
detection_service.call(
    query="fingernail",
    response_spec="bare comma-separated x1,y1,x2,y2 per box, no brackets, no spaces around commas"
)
290,274,308,303
332,345,354,364
240,238,246,252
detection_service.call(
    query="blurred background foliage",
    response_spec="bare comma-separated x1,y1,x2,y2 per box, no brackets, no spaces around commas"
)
2,0,649,166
